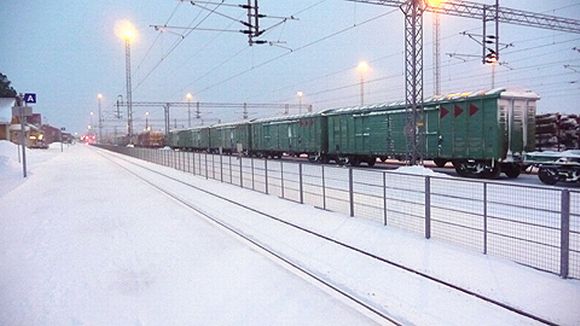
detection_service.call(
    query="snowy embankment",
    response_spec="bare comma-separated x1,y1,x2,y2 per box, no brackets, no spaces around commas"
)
0,143,376,325
0,141,66,197
1,142,580,325
104,149,580,325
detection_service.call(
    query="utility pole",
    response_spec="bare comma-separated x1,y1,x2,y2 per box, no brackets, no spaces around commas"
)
16,94,27,177
243,103,248,120
347,0,580,165
97,94,103,144
433,12,441,95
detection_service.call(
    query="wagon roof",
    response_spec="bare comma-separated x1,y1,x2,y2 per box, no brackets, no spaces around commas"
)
323,88,539,115
210,119,255,128
251,109,334,124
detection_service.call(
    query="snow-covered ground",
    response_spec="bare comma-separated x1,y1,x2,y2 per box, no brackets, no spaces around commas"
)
1,141,580,325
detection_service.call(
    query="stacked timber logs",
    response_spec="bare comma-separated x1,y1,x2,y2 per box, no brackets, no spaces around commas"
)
535,113,580,151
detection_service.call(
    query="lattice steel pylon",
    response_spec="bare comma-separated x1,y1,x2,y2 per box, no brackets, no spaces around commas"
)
402,0,426,165
346,0,580,165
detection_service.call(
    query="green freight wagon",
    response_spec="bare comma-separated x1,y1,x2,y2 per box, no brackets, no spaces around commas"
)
165,130,179,148
325,89,538,178
175,129,194,150
250,111,329,160
190,126,210,150
209,121,252,154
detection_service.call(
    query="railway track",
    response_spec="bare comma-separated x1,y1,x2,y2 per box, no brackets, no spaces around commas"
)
99,148,559,325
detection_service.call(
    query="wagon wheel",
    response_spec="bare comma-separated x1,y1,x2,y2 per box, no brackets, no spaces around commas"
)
349,157,361,167
433,158,447,168
483,164,501,179
538,167,558,185
502,164,521,179
452,160,470,177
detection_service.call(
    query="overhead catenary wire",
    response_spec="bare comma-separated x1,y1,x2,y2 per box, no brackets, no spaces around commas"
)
190,8,400,96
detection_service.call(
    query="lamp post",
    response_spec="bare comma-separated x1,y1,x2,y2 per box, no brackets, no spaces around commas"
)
116,20,137,141
357,61,369,106
97,93,103,143
296,91,304,114
186,93,193,127
145,111,150,131
90,111,94,131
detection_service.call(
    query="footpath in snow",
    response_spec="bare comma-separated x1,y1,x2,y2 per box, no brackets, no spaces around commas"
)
1,141,579,325
0,142,375,325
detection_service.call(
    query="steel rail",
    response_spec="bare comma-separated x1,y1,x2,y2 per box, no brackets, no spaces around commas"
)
99,151,402,325
99,147,558,325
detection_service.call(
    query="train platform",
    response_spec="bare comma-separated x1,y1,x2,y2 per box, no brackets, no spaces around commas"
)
1,142,579,325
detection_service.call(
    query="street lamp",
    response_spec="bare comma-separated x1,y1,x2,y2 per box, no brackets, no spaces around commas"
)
115,20,137,140
296,91,304,114
186,93,193,127
90,111,94,129
97,94,103,143
145,111,150,131
356,61,370,106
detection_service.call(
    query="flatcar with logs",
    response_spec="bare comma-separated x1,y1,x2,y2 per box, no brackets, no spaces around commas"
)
166,88,539,179
135,130,165,148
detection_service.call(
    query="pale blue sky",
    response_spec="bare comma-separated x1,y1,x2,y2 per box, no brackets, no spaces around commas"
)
1,0,579,135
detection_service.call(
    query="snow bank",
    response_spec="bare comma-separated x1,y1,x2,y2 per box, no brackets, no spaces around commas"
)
0,141,19,169
393,165,448,177
48,142,63,149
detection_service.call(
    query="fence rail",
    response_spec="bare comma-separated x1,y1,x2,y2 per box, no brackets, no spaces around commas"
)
99,145,579,279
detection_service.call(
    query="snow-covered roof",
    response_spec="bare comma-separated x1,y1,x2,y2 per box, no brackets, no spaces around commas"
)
251,109,333,124
323,88,539,115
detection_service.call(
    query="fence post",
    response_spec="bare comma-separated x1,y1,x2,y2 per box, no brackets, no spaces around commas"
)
281,162,285,198
322,165,326,210
349,168,354,217
212,154,216,179
560,189,570,279
383,172,387,226
265,158,269,194
239,155,243,188
192,152,196,175
251,157,255,190
205,153,208,179
483,182,488,255
425,176,431,239
229,155,233,183
299,163,304,204
220,154,224,182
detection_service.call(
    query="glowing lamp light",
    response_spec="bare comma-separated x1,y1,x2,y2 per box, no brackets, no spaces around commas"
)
115,20,138,42
357,61,370,74
426,0,444,8
297,91,304,97
186,93,193,101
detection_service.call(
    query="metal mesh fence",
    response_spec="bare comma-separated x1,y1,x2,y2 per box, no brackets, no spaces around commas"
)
322,166,350,215
281,162,301,203
352,169,384,224
98,145,580,279
302,164,324,209
486,184,561,275
570,190,580,279
384,172,425,234
430,178,484,252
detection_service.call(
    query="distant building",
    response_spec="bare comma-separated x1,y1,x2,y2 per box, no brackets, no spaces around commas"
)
0,122,8,140
41,124,62,144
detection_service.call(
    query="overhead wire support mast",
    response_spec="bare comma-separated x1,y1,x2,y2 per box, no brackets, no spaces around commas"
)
175,0,297,46
346,0,580,166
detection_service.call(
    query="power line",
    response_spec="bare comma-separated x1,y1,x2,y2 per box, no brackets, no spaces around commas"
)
193,8,399,96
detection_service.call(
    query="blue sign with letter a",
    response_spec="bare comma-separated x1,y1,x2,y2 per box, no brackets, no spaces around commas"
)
24,93,37,104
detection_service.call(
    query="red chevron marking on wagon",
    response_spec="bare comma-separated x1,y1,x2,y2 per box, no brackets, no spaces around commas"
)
469,104,479,116
454,105,463,117
440,107,449,119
